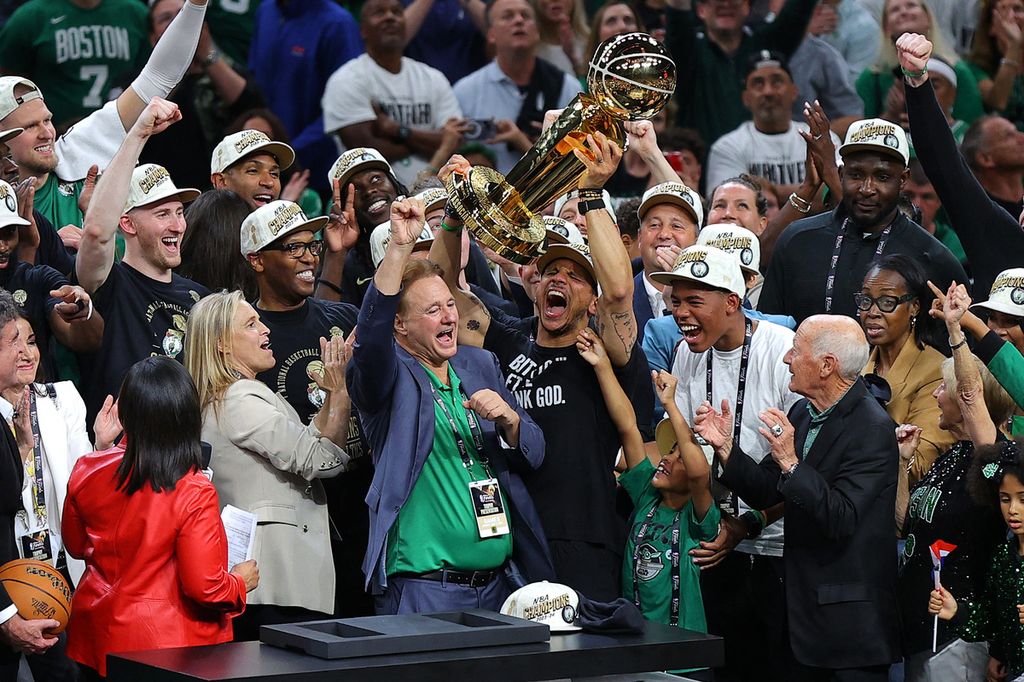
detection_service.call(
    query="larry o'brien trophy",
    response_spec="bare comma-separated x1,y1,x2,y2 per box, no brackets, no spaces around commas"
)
445,32,676,264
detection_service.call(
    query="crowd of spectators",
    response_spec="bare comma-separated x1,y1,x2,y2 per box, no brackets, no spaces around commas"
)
0,1,1018,682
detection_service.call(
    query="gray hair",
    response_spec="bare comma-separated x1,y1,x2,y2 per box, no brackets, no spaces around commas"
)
806,315,870,381
0,289,17,332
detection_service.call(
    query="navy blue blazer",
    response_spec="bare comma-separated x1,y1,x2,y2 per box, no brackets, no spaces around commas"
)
348,283,554,594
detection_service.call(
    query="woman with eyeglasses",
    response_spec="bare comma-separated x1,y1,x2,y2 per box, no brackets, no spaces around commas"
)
857,255,953,487
893,281,1018,679
184,290,353,640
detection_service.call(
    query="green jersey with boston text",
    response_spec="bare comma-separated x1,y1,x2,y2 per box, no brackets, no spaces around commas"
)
0,0,147,126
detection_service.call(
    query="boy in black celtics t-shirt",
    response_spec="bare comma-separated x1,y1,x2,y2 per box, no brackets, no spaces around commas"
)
242,197,373,617
75,98,207,425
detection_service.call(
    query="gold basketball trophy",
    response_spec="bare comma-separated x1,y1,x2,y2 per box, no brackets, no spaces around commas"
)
445,33,676,264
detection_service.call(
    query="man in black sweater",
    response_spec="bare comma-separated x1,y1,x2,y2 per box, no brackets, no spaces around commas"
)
0,289,60,681
898,32,1024,305
759,118,968,323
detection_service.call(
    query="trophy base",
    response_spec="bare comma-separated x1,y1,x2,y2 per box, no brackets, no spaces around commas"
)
445,167,547,265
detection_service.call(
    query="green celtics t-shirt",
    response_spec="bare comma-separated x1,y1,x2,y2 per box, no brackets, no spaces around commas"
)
386,364,513,575
620,459,719,631
0,0,147,126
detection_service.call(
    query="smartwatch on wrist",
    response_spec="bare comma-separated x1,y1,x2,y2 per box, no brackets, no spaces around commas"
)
396,125,411,142
578,198,606,215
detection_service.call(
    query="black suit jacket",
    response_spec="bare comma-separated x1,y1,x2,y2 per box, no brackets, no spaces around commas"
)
720,379,901,669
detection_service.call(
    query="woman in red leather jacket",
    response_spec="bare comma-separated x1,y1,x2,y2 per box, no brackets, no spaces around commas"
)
62,357,260,679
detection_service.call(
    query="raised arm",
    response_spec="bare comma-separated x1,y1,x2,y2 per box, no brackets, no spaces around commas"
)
578,133,635,366
941,282,999,445
899,33,1024,288
77,98,182,294
576,327,645,469
116,0,208,130
427,156,491,348
623,120,681,185
654,367,712,518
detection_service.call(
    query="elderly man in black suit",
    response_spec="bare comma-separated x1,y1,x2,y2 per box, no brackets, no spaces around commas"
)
0,289,60,681
695,314,900,681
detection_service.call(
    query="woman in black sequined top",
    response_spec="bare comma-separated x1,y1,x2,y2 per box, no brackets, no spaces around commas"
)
893,282,1017,678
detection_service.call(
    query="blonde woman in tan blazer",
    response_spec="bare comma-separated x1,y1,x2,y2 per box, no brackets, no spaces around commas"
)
857,256,954,485
185,291,352,641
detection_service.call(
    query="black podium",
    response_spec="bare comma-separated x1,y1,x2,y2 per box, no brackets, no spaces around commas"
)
106,622,723,681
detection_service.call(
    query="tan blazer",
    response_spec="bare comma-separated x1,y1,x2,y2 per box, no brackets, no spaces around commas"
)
202,380,349,615
863,338,954,483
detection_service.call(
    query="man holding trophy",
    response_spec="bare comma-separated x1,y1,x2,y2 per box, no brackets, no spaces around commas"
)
429,32,675,600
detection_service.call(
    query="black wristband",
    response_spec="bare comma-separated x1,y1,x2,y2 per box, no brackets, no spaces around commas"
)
578,198,606,215
316,278,343,296
738,510,764,540
396,125,411,142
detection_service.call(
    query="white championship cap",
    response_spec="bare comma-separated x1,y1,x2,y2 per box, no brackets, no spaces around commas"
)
0,180,30,229
211,130,295,175
839,118,910,166
370,220,434,268
970,268,1024,318
500,581,581,632
534,240,595,286
413,187,448,214
697,223,761,276
124,164,200,213
649,244,746,298
328,147,396,190
542,215,585,246
0,76,41,121
240,200,329,256
638,181,704,226
552,188,616,225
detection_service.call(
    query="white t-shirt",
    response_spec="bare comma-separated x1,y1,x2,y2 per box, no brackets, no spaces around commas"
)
670,319,800,557
321,54,463,188
705,121,842,192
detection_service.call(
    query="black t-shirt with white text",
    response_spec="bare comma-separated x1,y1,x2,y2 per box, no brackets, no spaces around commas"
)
484,313,650,551
77,262,209,426
0,261,65,380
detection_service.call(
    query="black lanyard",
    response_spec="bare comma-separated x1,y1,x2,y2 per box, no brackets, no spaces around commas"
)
26,391,45,526
823,217,894,313
632,500,682,625
705,318,752,515
429,384,491,477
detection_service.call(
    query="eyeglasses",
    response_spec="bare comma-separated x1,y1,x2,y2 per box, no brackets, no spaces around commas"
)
854,292,916,313
262,239,325,259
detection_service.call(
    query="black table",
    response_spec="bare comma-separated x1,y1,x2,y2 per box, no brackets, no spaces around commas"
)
107,623,723,681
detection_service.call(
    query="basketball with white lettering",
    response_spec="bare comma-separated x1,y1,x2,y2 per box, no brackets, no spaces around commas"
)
0,559,71,633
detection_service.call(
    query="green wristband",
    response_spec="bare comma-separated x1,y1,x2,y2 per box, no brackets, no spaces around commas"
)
440,220,463,233
901,66,927,79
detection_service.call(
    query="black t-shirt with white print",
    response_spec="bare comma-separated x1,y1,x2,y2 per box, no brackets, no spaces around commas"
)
484,310,650,551
76,262,209,427
0,260,66,380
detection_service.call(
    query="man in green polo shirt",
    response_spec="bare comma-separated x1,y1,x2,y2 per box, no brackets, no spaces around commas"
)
348,194,553,614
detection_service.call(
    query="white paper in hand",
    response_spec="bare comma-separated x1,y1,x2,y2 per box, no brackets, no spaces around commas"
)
221,504,257,569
